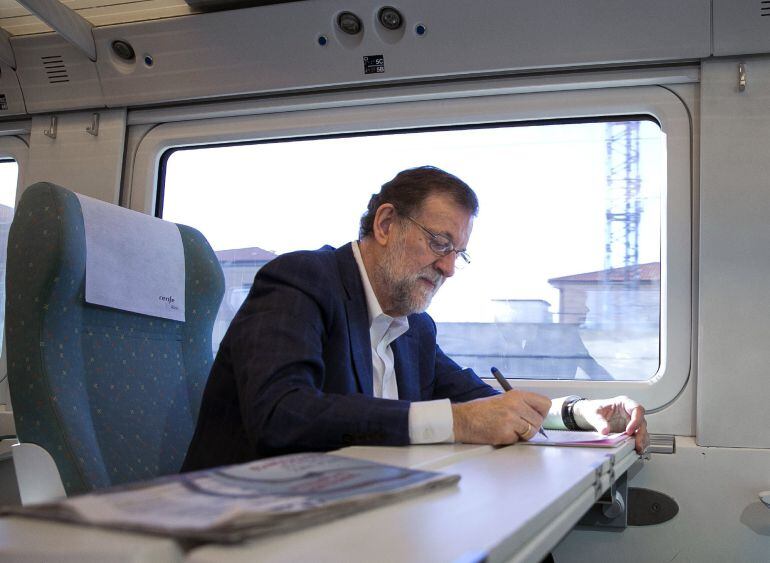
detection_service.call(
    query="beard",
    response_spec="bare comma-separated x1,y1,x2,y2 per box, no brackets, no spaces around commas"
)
375,232,445,316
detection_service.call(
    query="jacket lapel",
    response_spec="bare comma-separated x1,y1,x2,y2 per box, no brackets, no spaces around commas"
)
336,243,373,396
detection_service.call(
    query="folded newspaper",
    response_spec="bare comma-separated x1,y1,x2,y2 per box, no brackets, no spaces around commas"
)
2,452,460,543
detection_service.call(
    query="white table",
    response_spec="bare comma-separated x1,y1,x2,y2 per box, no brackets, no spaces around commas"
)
0,516,184,562
0,441,638,563
187,440,638,563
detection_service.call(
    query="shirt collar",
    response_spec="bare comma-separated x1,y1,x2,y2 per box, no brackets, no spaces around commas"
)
351,241,409,334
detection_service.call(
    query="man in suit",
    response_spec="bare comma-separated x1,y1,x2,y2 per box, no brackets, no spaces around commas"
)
183,166,648,471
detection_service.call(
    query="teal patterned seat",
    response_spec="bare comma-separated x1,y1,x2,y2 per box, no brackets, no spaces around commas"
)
5,182,224,497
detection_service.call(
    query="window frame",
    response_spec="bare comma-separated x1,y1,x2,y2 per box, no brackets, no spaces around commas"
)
128,85,692,412
0,134,29,409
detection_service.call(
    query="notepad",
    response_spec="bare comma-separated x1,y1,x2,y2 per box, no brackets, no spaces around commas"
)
519,430,629,448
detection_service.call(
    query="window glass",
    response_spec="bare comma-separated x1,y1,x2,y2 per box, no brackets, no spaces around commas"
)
0,159,18,348
161,120,664,381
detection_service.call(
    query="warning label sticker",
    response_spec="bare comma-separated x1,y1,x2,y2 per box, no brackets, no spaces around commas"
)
363,55,385,75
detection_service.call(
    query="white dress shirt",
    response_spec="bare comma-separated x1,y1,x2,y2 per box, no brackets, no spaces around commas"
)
351,241,454,443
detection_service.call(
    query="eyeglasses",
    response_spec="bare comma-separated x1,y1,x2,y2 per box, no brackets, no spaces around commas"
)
404,215,471,268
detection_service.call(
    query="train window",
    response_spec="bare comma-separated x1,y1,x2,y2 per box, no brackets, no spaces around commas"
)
0,159,18,349
161,119,664,382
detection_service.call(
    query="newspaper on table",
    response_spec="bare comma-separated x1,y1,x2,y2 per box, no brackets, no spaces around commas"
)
1,452,460,543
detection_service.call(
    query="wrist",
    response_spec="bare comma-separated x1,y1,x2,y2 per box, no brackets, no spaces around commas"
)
451,403,469,443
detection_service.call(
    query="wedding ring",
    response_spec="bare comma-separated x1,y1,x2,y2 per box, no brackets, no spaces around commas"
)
524,422,532,438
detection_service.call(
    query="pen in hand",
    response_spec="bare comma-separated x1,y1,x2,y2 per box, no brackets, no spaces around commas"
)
490,366,548,439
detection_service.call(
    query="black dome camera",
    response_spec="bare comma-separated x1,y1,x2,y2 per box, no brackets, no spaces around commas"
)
111,40,135,62
338,12,363,35
378,7,403,30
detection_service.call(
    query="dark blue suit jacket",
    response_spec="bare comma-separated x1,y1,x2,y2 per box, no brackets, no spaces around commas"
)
182,243,496,470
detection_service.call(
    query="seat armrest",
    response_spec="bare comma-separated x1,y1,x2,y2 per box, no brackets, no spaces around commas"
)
12,443,66,505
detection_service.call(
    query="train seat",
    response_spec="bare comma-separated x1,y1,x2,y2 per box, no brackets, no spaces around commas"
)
4,182,224,504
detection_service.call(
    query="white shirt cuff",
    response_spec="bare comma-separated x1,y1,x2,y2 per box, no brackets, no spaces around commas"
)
408,399,454,443
543,396,569,430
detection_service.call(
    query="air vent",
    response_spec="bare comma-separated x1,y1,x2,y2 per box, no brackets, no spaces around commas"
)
41,55,69,84
762,0,770,17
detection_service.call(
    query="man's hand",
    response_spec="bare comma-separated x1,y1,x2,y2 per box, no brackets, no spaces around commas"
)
574,396,650,454
452,391,551,445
